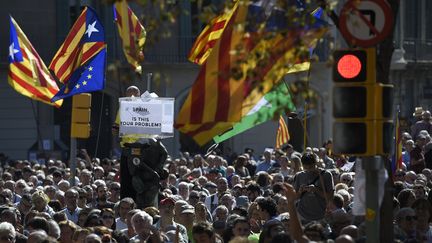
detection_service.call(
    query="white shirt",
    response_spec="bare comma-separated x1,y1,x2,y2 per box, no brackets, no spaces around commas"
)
204,193,219,213
116,217,128,231
61,207,81,224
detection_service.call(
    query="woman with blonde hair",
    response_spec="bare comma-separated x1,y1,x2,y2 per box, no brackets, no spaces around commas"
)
31,190,55,216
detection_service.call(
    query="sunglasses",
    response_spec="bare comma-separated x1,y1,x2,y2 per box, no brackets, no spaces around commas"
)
405,215,417,221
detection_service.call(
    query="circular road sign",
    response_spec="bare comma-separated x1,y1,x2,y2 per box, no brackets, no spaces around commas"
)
339,0,394,47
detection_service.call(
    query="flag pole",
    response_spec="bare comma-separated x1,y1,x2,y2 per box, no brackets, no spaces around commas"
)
147,72,152,92
94,93,105,157
303,62,313,152
30,100,42,151
303,102,308,151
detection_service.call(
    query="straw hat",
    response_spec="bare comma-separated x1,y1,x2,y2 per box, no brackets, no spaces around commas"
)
413,107,424,117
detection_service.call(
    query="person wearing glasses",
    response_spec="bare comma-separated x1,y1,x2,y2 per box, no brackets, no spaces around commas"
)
108,182,121,203
101,208,116,230
394,207,418,242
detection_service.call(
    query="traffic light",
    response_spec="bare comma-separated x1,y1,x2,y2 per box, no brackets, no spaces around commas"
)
71,93,92,138
332,48,393,156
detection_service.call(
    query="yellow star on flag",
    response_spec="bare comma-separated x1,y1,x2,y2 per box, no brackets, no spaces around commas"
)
82,81,87,85
87,74,92,79
75,84,80,89
88,66,93,71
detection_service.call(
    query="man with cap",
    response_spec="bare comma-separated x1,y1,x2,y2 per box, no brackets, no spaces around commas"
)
204,182,218,195
411,109,432,139
178,204,195,242
154,197,188,243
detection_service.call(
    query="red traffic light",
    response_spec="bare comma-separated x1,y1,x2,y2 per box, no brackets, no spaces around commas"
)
337,54,362,79
333,50,367,83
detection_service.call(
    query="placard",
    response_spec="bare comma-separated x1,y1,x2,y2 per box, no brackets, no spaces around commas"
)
119,96,174,138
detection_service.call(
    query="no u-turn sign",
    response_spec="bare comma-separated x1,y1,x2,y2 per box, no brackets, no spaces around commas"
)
339,0,394,47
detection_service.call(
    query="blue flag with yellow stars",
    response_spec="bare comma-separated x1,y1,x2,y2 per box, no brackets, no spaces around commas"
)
51,48,106,102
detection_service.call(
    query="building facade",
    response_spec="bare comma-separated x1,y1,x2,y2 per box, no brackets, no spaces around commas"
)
0,0,429,160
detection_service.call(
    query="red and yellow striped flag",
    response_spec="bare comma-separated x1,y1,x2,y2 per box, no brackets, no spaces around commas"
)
276,115,290,148
188,4,236,65
8,16,62,108
175,1,327,145
49,7,106,83
113,0,146,73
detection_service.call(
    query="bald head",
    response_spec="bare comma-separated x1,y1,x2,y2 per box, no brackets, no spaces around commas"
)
335,234,354,243
340,225,358,239
126,86,140,97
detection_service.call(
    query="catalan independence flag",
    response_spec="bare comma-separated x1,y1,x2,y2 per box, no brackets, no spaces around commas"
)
113,0,146,73
49,7,106,85
276,115,290,148
8,16,63,108
175,0,327,145
188,4,237,65
50,7,106,101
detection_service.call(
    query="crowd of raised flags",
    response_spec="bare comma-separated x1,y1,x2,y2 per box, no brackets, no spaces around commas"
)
175,0,327,146
8,1,145,107
7,0,327,148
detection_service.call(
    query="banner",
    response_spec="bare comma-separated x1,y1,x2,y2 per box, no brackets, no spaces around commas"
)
119,95,174,138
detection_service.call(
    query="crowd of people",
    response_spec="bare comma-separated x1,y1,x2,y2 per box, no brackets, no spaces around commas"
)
0,107,432,243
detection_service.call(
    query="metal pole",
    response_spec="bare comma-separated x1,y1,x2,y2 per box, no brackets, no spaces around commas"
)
70,137,77,186
303,102,308,151
362,156,382,243
147,72,152,92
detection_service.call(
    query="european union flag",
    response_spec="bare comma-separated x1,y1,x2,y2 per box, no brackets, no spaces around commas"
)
51,48,106,102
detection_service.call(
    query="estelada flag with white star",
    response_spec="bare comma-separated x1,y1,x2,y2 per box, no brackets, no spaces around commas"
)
8,16,63,108
49,6,106,101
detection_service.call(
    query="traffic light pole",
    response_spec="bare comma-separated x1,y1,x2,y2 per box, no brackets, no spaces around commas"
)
69,137,77,186
362,156,383,243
